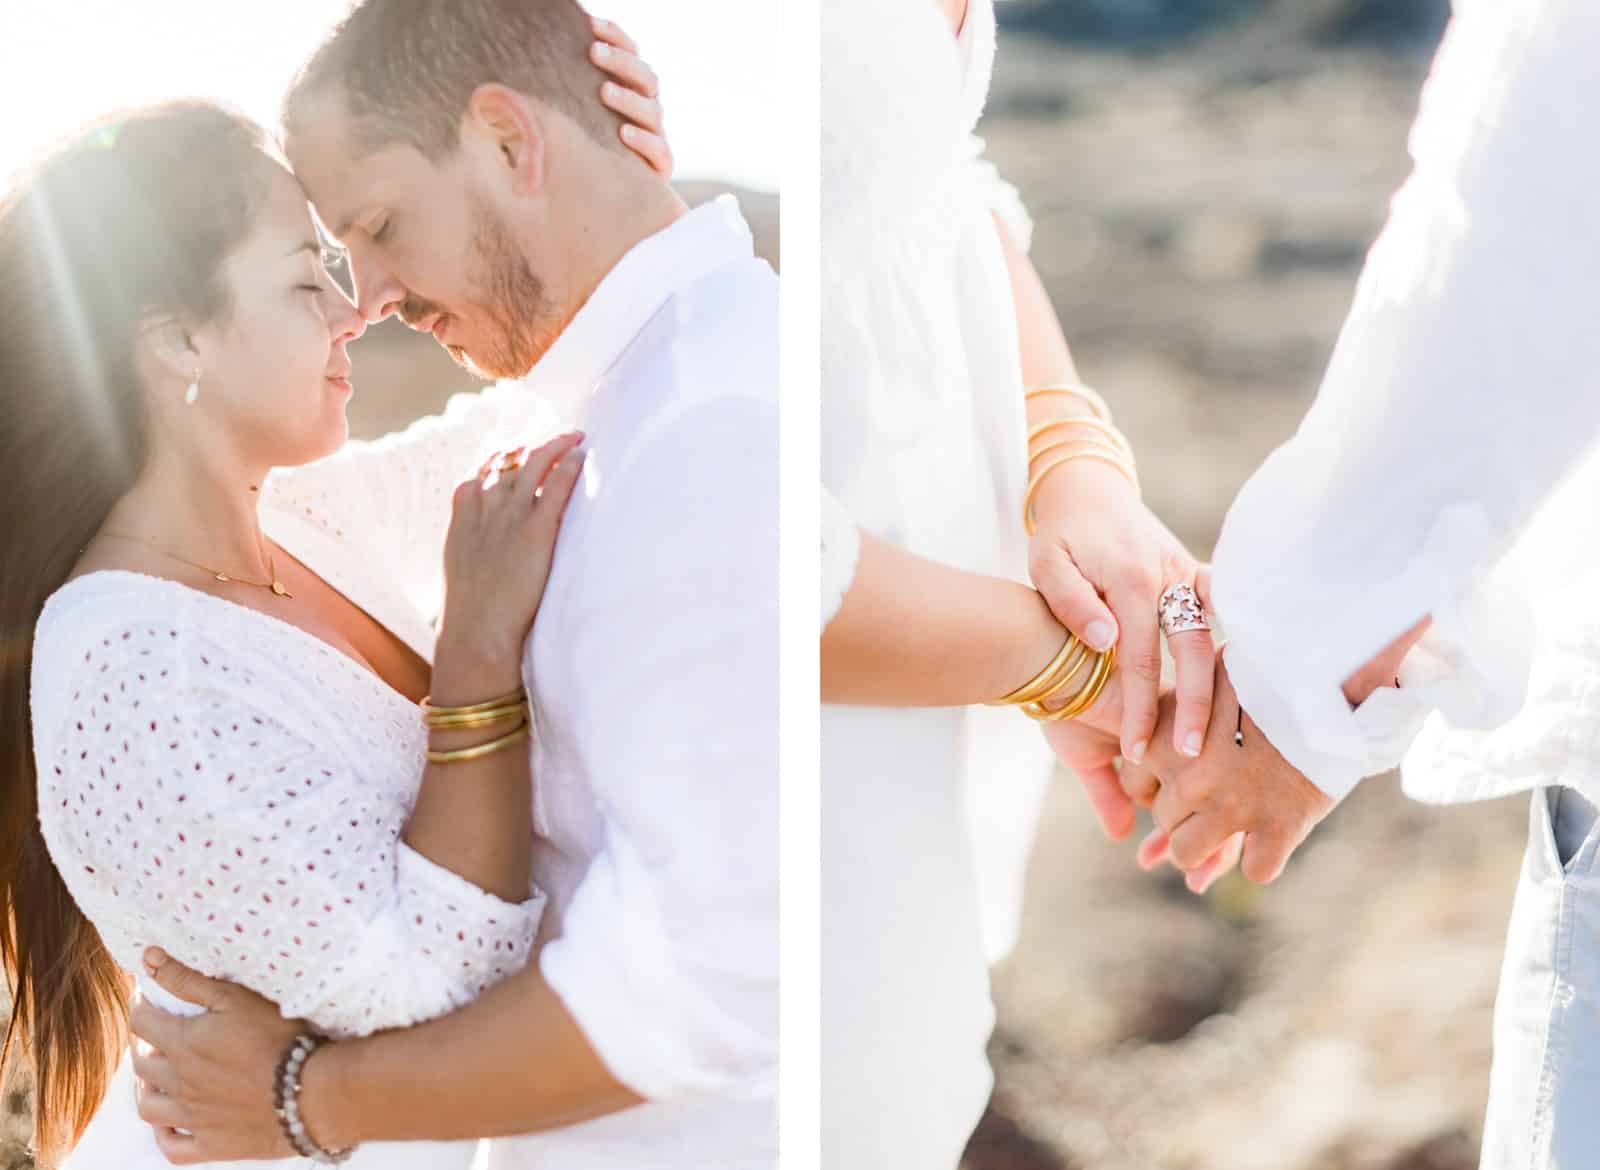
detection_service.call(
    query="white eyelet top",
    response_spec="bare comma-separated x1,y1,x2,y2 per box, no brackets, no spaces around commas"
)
30,373,564,1043
31,572,544,1038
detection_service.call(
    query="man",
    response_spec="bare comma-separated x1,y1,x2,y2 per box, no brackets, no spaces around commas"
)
1108,1,1600,1165
128,1,778,1165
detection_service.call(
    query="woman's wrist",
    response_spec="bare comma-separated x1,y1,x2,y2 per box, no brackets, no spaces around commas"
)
430,628,526,708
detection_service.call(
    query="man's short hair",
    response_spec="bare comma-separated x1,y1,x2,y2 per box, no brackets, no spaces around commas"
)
284,0,622,161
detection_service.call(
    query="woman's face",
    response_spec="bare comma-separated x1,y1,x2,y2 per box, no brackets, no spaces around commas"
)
187,162,366,469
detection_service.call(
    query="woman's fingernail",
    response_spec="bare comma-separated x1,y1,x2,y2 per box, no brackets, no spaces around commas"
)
593,42,611,59
1182,731,1203,758
1127,740,1147,764
143,947,166,974
1084,620,1115,652
622,125,638,140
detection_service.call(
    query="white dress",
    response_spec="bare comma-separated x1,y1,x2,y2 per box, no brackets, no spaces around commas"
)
820,0,1051,1164
34,376,567,1170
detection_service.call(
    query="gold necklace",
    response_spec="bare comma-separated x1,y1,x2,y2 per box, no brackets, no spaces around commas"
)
99,533,294,598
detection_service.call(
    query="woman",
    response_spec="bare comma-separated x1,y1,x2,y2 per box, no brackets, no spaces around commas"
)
0,25,669,1168
819,0,1235,1165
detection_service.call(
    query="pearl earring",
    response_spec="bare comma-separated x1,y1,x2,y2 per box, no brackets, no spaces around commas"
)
184,372,200,405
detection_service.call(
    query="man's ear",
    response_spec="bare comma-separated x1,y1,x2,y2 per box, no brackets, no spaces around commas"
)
463,84,546,197
137,314,200,387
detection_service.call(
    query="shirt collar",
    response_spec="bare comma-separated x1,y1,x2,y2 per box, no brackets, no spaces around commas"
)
511,195,755,420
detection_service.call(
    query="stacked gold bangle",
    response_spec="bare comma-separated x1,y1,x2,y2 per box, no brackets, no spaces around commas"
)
1023,383,1140,536
989,632,1117,723
421,686,531,764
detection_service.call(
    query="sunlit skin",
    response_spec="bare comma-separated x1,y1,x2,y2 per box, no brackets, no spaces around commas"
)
285,71,684,382
82,161,367,591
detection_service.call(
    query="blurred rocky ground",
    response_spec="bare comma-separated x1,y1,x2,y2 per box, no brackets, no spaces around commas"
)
963,5,1528,1170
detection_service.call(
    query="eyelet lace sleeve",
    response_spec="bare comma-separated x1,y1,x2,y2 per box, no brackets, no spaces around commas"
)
262,381,564,622
34,620,543,1038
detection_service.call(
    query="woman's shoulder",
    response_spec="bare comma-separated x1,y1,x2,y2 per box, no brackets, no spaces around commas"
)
29,572,266,732
36,570,190,656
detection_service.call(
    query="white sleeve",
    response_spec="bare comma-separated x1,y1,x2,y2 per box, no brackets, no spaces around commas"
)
263,381,563,620
821,488,862,632
1210,0,1600,801
538,396,778,1100
966,134,1033,254
36,624,543,1039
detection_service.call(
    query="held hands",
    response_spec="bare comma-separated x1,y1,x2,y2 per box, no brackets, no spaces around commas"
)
1028,459,1217,770
1127,657,1333,885
1044,654,1333,891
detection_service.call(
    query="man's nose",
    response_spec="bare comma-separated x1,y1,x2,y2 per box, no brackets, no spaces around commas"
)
350,253,406,325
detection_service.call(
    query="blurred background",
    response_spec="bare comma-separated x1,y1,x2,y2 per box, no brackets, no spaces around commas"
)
0,1,774,1164
963,3,1530,1170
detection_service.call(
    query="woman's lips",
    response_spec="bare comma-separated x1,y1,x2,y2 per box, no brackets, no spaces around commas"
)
326,375,353,396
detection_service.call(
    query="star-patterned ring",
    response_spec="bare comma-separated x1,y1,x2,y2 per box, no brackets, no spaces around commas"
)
1157,582,1210,638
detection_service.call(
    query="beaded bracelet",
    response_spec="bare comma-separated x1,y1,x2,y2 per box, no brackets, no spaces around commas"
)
274,1032,355,1164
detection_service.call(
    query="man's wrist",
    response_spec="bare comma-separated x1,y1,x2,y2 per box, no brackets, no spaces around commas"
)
299,1037,364,1151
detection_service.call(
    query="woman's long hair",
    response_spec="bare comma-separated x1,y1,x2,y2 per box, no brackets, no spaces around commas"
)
0,101,279,1161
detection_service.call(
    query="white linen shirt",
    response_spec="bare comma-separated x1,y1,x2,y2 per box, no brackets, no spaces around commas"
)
489,196,779,1168
1209,0,1600,803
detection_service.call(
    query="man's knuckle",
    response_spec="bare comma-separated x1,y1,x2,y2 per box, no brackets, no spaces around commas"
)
1174,770,1209,806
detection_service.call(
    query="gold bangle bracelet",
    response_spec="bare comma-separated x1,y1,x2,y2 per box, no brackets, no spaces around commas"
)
426,719,531,765
1023,451,1141,536
1028,436,1135,476
1017,640,1094,704
423,703,528,730
420,686,528,719
1027,416,1134,461
990,632,1081,706
1028,641,1096,707
1025,644,1117,722
1025,384,1113,423
995,635,1091,707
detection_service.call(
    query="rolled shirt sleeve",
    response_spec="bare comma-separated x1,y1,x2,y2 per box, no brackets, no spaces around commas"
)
1211,0,1600,800
539,395,779,1100
821,488,862,631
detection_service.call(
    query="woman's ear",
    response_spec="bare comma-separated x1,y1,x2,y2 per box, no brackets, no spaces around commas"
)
463,83,546,197
137,314,201,388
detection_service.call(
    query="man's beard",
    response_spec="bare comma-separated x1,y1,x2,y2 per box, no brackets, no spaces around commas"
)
453,194,557,381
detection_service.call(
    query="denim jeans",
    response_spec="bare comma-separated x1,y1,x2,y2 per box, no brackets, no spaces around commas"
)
1480,787,1600,1170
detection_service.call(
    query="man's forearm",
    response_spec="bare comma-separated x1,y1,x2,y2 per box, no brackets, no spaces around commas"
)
301,964,642,1147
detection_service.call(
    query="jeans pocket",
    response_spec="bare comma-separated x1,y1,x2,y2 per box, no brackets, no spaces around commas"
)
1543,786,1600,877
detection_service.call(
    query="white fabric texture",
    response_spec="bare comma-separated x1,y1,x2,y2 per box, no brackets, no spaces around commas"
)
1208,0,1600,803
821,0,1052,1165
492,196,778,1169
33,580,544,1036
1477,787,1600,1170
36,382,566,1168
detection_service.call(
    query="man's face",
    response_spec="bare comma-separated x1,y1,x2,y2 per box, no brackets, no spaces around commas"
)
285,100,555,381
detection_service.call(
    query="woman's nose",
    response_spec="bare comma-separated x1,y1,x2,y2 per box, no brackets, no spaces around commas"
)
330,286,368,345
